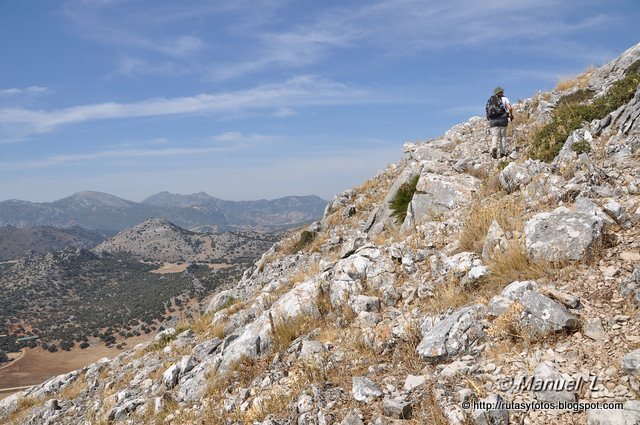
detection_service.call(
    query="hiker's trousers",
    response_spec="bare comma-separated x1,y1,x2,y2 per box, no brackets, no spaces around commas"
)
490,126,507,156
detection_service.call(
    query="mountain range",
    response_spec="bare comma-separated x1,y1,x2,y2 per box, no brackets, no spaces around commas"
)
0,191,327,233
0,225,106,262
93,217,278,263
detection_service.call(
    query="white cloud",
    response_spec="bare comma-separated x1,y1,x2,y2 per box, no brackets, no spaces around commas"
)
0,86,49,97
0,76,370,140
114,56,191,77
210,132,277,144
210,27,357,80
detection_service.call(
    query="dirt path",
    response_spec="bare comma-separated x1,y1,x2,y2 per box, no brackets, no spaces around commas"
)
0,349,25,371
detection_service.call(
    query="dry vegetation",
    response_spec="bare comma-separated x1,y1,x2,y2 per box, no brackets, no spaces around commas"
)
554,66,595,92
457,194,525,254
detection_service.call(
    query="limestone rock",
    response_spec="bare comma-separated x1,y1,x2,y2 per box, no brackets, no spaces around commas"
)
525,207,604,262
206,290,238,313
604,200,632,229
403,172,479,228
499,160,550,193
162,364,180,389
520,290,579,336
382,398,412,419
341,410,365,425
532,362,575,403
471,394,509,425
621,349,640,376
584,318,607,341
481,220,506,260
416,305,485,362
352,377,383,402
403,375,426,391
588,407,640,425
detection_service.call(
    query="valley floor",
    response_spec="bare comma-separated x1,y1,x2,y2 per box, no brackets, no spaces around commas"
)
0,334,152,400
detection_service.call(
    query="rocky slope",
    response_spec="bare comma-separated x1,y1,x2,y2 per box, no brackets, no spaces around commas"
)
94,218,278,263
0,191,327,233
2,43,640,425
0,225,106,261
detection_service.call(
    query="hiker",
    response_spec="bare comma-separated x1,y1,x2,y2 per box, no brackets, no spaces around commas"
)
486,86,514,158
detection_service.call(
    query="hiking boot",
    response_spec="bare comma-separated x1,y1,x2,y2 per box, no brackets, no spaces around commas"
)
491,148,497,159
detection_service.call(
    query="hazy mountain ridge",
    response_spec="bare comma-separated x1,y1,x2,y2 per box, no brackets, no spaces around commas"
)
0,191,327,233
0,225,107,261
94,217,278,263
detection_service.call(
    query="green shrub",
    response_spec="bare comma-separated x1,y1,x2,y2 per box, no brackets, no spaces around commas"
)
290,230,315,254
571,140,591,154
389,175,420,224
497,160,510,171
624,58,640,77
529,70,640,162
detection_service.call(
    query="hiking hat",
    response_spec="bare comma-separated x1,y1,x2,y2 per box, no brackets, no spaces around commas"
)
494,86,504,95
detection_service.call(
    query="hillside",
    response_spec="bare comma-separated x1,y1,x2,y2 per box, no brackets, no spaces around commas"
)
0,191,327,233
2,42,640,424
94,218,278,263
0,225,106,261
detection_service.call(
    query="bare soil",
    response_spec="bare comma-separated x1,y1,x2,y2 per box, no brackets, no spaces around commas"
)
150,262,233,274
0,334,152,399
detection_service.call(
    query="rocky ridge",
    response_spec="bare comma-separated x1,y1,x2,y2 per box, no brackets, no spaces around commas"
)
94,218,278,263
3,43,640,424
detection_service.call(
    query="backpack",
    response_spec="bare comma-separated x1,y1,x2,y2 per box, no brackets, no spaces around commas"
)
486,95,506,119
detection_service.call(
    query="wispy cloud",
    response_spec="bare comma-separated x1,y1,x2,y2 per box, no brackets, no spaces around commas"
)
114,56,191,77
0,86,49,97
210,132,277,144
210,27,357,80
62,1,207,57
205,0,615,80
0,77,371,141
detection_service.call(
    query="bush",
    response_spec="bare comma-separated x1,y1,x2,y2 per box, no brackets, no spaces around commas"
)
571,140,591,154
290,230,316,254
389,175,420,224
529,69,640,162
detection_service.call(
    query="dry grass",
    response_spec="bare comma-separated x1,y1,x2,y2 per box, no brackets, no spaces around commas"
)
427,276,474,314
59,374,86,401
308,231,331,253
5,396,41,425
210,322,225,339
487,301,525,341
411,385,451,425
484,240,547,287
554,67,594,91
457,195,525,254
271,314,321,353
427,241,547,314
244,387,293,422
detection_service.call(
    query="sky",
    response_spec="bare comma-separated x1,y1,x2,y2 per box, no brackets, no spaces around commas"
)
1,0,639,202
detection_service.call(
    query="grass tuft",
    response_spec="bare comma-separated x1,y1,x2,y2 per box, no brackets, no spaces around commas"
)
457,195,524,254
389,175,420,224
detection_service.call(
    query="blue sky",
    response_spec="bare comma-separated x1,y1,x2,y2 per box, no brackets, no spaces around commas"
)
1,0,638,202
